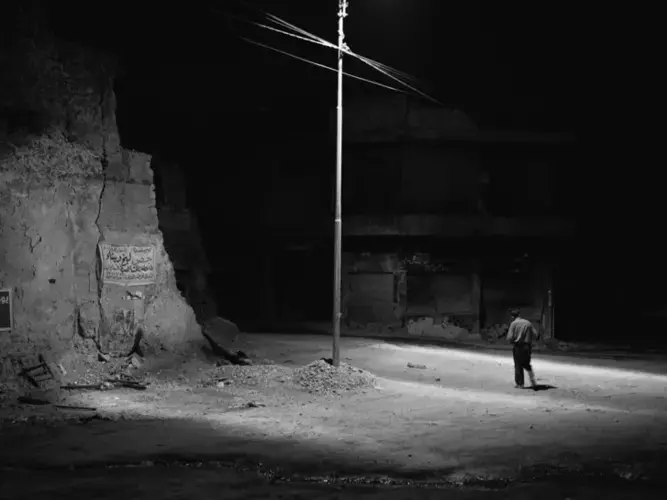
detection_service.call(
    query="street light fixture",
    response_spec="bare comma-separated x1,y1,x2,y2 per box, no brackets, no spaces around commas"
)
332,0,348,367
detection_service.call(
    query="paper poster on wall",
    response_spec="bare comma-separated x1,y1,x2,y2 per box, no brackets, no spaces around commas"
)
0,288,13,331
98,243,157,286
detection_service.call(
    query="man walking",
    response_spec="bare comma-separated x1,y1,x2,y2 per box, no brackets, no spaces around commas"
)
506,308,538,389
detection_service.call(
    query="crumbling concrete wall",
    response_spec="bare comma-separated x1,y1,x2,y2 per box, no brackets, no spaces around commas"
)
342,252,483,340
0,20,199,378
96,145,201,354
343,253,403,330
341,251,556,342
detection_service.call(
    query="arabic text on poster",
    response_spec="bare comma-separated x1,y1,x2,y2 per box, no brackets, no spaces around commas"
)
99,243,157,286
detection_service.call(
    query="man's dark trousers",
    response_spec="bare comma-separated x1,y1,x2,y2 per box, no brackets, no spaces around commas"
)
513,342,533,386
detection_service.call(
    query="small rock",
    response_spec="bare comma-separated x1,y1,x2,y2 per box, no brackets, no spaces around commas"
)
407,363,427,369
435,377,441,382
98,352,111,363
215,378,231,388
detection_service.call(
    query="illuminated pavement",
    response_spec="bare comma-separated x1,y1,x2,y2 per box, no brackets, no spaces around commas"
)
1,333,667,497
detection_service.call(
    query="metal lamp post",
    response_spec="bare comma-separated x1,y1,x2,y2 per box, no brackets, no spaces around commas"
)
332,0,348,367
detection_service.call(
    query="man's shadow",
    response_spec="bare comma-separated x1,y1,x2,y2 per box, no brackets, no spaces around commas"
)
531,384,557,391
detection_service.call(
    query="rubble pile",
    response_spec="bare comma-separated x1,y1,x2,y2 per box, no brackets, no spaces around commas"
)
481,323,509,341
57,353,144,385
292,359,376,396
0,381,15,400
201,364,292,389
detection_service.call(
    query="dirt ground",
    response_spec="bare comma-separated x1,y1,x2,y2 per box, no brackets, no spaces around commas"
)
2,333,667,499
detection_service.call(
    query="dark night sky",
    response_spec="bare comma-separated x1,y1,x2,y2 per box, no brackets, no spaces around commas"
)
50,0,583,135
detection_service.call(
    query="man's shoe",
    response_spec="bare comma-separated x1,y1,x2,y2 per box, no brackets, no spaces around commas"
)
514,384,524,389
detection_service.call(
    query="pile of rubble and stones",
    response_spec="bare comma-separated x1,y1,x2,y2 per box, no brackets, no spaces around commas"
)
201,358,377,399
480,323,510,342
292,358,376,396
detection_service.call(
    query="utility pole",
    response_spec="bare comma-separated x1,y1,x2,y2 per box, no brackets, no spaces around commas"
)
332,0,348,367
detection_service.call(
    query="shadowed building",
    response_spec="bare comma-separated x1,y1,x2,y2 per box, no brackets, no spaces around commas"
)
333,95,576,342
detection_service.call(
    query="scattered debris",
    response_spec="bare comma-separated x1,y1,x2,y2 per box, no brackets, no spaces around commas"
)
407,363,427,369
17,396,50,406
407,317,470,340
16,396,97,412
292,358,376,396
227,400,268,411
18,355,55,388
244,401,265,408
202,332,252,365
128,354,142,369
54,404,97,411
61,379,147,391
481,323,509,341
61,382,112,391
210,377,232,388
201,364,291,389
109,379,147,390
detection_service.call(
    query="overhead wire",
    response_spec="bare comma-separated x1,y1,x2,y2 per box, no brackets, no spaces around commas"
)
262,11,422,85
213,3,440,103
211,8,333,49
260,10,442,104
350,51,443,106
240,37,408,95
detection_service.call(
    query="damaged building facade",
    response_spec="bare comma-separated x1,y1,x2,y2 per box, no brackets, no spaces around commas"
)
0,22,200,379
337,95,576,342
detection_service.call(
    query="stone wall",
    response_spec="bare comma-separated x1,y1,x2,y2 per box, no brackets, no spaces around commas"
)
96,148,201,353
0,20,199,377
342,252,479,339
341,251,552,342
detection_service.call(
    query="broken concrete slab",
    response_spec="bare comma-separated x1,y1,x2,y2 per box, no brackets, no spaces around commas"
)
202,317,241,346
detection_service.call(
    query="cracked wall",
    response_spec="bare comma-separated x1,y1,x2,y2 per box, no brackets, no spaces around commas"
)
0,19,199,377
